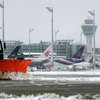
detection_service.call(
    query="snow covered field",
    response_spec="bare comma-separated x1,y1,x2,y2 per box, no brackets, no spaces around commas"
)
1,70,100,82
0,93,100,100
29,70,100,76
27,70,100,83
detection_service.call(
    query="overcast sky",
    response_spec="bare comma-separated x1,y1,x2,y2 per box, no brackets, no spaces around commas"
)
0,0,100,47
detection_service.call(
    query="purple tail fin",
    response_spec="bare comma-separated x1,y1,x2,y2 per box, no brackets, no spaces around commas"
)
72,46,85,59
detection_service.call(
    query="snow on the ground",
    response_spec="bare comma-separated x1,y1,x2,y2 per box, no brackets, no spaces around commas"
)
28,70,100,75
0,93,100,100
32,77,100,83
26,70,100,83
1,70,100,81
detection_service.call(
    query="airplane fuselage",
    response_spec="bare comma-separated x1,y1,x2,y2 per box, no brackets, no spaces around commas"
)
54,58,85,65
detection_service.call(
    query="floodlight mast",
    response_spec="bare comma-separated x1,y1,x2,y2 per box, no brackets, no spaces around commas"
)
55,30,59,41
0,1,5,56
29,28,34,58
46,7,54,69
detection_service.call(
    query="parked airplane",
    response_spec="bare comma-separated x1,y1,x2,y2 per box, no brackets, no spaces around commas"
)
53,55,94,71
54,46,85,65
7,46,21,59
28,45,52,69
70,56,95,70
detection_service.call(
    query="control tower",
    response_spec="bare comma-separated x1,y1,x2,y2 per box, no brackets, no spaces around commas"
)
81,19,97,55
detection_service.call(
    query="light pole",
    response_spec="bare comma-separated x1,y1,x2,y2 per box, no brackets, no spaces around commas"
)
29,28,33,58
46,7,54,68
0,0,4,52
55,30,59,41
88,10,95,68
55,30,59,57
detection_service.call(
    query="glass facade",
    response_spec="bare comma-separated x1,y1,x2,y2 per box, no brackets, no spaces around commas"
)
4,40,87,58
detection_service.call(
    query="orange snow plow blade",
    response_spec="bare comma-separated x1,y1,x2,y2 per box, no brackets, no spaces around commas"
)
0,59,31,73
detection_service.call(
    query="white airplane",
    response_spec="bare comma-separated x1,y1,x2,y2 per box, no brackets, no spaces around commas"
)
72,62,91,70
27,45,52,69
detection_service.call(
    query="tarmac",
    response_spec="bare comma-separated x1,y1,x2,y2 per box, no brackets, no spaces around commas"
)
0,80,100,97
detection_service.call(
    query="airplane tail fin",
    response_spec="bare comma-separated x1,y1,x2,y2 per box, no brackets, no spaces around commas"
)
88,56,93,63
7,46,21,59
39,45,52,58
72,46,85,59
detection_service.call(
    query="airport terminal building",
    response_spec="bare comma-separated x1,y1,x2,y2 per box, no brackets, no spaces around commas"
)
5,39,87,58
5,39,100,59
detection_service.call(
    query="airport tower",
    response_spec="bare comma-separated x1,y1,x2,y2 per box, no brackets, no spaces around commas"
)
81,19,97,55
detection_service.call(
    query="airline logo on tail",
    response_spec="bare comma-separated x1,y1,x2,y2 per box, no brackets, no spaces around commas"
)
45,51,50,57
76,52,81,57
39,45,52,58
72,46,85,59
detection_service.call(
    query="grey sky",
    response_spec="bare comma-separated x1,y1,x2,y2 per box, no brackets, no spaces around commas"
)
0,0,100,47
